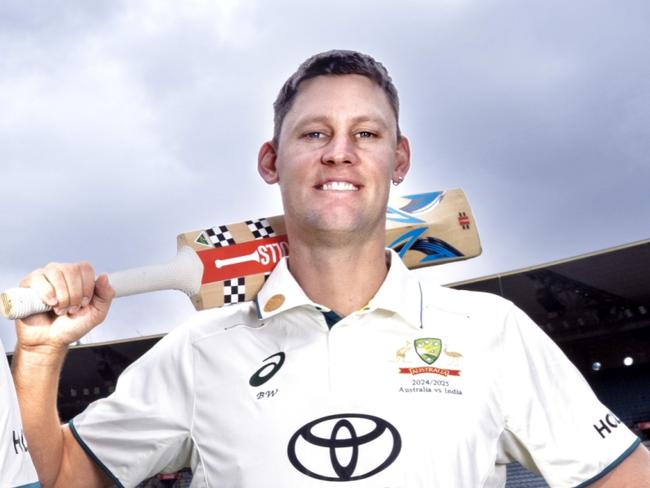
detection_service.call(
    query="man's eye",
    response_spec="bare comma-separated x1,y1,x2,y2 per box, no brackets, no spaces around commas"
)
357,131,375,138
305,132,324,139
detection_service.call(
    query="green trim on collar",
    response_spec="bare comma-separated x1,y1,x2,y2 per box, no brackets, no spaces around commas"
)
322,310,343,328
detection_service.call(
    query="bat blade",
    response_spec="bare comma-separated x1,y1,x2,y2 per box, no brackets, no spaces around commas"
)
178,188,481,310
1,188,481,320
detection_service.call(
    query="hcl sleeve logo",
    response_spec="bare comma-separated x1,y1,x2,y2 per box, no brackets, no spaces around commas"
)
593,412,622,439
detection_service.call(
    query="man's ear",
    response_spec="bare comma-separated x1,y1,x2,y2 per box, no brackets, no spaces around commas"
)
258,141,279,184
393,135,411,181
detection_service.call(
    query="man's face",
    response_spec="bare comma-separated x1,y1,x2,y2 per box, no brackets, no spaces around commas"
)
259,74,410,241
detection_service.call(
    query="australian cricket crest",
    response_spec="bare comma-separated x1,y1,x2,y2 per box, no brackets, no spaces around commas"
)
414,338,442,365
395,337,463,394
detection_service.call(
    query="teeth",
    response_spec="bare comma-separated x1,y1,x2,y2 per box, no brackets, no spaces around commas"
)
321,181,358,191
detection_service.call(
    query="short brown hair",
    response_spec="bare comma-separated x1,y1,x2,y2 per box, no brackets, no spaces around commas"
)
272,50,401,144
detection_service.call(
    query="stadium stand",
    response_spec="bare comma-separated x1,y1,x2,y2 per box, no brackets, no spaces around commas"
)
5,239,649,487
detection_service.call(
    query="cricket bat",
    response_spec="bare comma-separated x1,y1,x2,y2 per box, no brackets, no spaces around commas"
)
1,188,481,320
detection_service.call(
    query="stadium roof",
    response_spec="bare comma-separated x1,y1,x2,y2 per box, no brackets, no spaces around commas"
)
450,238,650,371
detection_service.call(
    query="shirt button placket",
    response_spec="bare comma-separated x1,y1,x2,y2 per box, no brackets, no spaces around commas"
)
327,318,345,399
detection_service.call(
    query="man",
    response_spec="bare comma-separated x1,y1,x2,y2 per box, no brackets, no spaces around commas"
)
1,338,40,488
11,50,650,487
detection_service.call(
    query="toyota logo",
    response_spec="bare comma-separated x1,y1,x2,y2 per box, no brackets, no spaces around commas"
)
287,413,401,481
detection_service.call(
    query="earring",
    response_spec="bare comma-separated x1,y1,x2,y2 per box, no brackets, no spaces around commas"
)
392,176,404,186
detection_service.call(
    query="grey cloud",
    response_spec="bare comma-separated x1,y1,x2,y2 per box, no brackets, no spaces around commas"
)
1,0,648,348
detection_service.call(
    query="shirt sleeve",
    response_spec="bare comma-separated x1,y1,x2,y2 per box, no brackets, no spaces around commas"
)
1,339,40,488
71,324,195,488
495,303,640,488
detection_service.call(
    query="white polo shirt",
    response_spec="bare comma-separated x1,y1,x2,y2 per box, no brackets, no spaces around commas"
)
1,339,40,488
72,251,639,488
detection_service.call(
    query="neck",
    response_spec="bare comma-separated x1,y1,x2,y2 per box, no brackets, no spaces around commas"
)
286,225,389,317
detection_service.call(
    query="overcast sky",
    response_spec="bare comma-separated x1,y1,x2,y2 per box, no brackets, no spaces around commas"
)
1,0,649,348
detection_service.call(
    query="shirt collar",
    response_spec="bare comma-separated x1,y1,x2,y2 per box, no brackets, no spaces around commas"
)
255,257,313,319
255,249,423,329
367,249,423,328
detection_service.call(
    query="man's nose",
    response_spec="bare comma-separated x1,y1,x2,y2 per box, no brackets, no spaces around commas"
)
321,134,359,166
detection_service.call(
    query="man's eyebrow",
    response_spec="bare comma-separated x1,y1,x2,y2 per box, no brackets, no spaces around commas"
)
292,115,330,128
292,114,390,129
349,115,390,127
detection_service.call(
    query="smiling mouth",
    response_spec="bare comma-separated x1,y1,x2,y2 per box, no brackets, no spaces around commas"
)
317,181,360,191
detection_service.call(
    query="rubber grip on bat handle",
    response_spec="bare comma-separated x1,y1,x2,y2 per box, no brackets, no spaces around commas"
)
1,288,52,320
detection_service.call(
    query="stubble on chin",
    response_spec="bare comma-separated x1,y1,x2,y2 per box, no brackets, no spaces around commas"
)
290,205,385,249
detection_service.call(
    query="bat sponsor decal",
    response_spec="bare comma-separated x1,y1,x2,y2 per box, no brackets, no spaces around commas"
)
386,192,443,224
458,212,470,229
389,227,462,263
199,235,289,284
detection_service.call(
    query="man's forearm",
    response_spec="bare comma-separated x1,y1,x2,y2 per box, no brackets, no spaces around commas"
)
10,265,115,487
589,444,650,487
12,344,69,487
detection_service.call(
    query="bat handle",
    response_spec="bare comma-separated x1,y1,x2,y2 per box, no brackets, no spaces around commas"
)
1,246,203,320
109,246,203,298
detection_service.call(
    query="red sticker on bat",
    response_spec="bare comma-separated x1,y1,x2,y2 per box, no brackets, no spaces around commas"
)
458,212,470,229
198,235,289,284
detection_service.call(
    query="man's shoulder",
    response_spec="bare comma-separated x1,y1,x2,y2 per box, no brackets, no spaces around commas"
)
419,276,513,317
176,300,263,345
